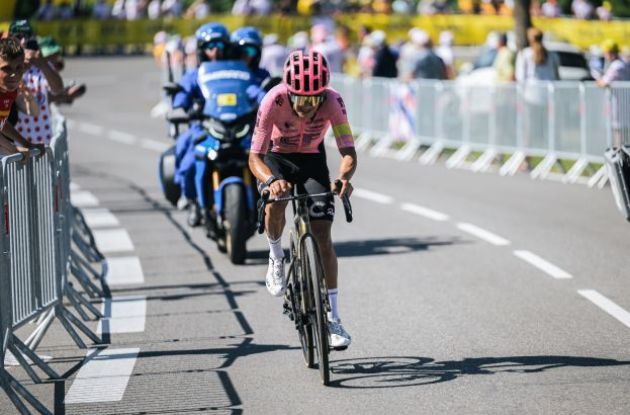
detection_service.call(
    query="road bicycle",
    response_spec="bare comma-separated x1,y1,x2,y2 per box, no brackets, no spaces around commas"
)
257,180,352,385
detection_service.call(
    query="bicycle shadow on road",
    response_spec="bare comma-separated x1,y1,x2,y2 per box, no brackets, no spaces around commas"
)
333,236,465,258
328,355,630,389
245,236,465,264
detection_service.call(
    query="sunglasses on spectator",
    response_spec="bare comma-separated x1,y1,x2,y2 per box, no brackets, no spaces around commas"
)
289,93,326,108
202,41,225,50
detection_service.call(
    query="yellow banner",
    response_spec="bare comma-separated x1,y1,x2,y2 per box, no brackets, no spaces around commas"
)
1,14,627,50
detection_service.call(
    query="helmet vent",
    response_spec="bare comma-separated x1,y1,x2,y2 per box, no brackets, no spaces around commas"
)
304,75,310,93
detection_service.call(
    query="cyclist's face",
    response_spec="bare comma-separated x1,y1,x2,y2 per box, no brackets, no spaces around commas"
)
239,45,259,66
0,55,26,92
290,93,325,118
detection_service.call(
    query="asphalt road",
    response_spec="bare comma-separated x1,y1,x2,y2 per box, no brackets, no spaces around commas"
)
1,56,629,415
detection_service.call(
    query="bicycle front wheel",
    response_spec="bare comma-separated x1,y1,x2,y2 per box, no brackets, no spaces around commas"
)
302,235,330,386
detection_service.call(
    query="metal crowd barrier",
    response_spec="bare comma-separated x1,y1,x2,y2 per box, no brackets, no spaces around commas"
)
331,75,630,187
0,114,108,415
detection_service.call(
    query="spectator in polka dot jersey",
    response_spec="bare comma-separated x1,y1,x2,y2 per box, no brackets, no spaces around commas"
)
8,20,64,148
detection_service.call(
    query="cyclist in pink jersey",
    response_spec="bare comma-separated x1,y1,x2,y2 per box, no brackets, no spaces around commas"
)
249,50,357,349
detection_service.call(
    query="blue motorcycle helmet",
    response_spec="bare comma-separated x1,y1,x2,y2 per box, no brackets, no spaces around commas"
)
231,26,263,69
195,22,230,63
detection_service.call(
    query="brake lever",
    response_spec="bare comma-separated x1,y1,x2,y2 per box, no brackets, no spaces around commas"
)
333,180,353,223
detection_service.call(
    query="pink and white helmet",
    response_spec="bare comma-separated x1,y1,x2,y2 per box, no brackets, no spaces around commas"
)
283,50,330,96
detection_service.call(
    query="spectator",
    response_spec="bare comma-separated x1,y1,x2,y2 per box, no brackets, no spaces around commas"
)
58,1,75,19
571,0,594,19
92,0,111,19
357,27,375,78
232,0,272,15
417,0,450,14
112,0,126,19
400,28,445,81
9,20,64,147
588,44,605,79
597,40,630,87
39,36,87,105
595,1,612,20
540,0,561,17
260,34,287,77
392,0,412,13
435,30,455,79
515,27,559,84
36,0,56,21
184,36,197,70
161,0,183,17
494,32,515,82
370,30,398,78
515,27,559,158
597,40,630,147
147,0,161,18
310,24,344,73
185,0,210,18
125,0,142,20
288,31,309,52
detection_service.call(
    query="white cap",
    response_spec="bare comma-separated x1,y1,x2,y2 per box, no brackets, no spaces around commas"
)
369,30,386,47
439,30,454,46
409,28,430,46
289,31,309,50
264,33,279,46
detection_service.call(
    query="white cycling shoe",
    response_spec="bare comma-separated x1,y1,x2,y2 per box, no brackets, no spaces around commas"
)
265,257,286,297
328,319,351,349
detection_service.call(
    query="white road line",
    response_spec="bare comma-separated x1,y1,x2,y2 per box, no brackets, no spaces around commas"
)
108,130,137,145
70,191,100,208
78,122,104,136
140,138,170,153
65,348,139,404
106,256,145,286
513,250,572,279
92,229,134,253
578,290,630,329
401,203,449,221
81,208,120,228
98,296,147,334
457,223,511,246
353,188,394,205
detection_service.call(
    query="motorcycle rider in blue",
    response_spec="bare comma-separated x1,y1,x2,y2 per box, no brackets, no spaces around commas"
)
192,26,271,230
173,23,230,226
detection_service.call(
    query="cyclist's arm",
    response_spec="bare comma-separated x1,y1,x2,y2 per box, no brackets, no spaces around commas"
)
328,92,357,197
172,70,197,110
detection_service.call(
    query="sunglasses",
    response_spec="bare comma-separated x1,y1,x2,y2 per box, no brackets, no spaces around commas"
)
289,93,326,108
202,41,225,50
241,45,259,58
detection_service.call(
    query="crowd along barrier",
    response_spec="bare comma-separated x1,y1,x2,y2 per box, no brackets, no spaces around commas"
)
0,114,108,415
331,75,630,187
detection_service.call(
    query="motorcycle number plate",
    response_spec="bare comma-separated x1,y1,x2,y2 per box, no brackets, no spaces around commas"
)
217,93,237,107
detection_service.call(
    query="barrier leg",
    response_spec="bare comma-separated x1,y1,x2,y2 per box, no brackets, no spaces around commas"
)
6,343,42,384
60,307,103,345
25,309,55,351
6,371,53,415
11,336,60,380
69,286,103,319
65,287,91,322
56,307,86,349
1,371,43,415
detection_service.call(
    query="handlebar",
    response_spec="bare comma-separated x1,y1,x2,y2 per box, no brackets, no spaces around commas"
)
256,179,353,234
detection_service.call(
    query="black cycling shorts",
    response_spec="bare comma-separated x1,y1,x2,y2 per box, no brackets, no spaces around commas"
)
258,151,335,222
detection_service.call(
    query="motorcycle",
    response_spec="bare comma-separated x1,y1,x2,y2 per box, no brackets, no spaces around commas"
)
159,60,260,264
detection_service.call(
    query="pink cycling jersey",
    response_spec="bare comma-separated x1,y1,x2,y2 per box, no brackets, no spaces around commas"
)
251,84,355,154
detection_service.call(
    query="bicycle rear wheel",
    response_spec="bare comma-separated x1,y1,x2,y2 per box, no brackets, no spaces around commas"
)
302,235,330,385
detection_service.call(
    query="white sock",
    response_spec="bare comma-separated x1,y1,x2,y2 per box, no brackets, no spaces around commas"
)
267,236,284,259
327,289,339,322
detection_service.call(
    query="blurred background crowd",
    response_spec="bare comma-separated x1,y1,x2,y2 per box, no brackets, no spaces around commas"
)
17,0,630,21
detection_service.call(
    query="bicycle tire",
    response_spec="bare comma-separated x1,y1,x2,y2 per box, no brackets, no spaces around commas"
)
302,235,330,385
290,232,314,367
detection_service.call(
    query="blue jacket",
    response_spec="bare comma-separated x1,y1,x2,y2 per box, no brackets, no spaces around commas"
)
173,65,271,111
